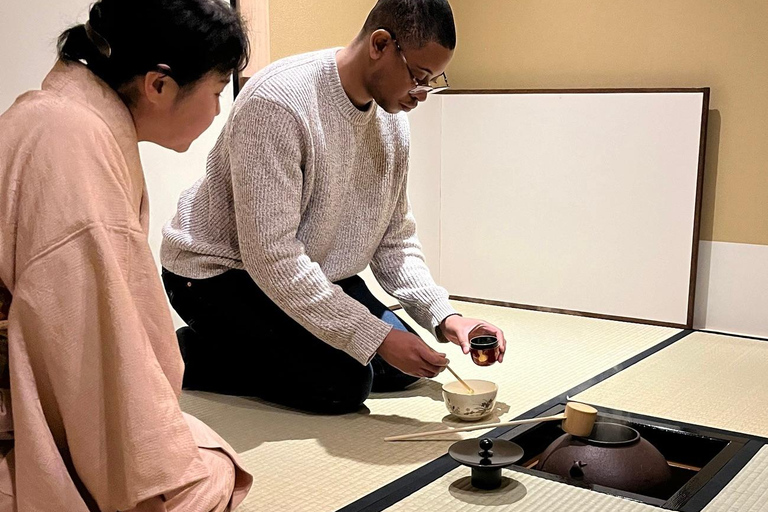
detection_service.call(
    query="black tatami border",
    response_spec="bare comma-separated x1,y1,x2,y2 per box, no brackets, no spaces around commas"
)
680,440,764,512
337,329,695,512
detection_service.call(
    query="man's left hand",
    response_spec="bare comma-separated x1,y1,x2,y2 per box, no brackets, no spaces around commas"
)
438,315,507,363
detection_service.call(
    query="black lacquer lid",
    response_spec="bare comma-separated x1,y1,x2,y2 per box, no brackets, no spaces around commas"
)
449,438,524,469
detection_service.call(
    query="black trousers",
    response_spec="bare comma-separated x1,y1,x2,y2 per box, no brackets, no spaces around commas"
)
162,268,419,414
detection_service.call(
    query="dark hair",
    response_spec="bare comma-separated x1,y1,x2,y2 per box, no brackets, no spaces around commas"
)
57,0,249,92
361,0,456,50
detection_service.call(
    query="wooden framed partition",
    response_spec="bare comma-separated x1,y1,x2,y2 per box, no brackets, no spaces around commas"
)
413,89,709,328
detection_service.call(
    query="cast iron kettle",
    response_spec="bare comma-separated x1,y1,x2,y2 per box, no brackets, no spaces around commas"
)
536,422,672,494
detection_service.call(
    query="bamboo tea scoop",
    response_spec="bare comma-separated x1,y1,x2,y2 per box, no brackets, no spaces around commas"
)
385,402,598,442
445,365,474,394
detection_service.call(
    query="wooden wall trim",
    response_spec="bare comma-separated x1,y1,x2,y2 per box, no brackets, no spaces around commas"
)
449,295,688,329
232,0,270,97
438,88,710,95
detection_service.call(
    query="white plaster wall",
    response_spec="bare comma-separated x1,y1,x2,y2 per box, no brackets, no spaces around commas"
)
695,241,768,339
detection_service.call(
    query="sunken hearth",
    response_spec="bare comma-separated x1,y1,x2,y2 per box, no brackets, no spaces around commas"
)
498,404,754,510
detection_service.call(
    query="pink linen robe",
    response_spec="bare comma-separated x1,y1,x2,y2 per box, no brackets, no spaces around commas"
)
0,60,252,512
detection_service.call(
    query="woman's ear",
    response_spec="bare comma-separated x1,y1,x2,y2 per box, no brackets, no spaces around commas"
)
142,67,179,106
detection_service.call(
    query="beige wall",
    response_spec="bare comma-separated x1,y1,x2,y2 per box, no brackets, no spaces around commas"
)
258,0,768,246
269,0,372,62
448,0,768,246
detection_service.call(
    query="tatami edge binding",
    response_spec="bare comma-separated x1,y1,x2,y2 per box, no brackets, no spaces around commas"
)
337,329,695,512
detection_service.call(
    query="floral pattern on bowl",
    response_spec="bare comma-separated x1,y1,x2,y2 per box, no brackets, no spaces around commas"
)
442,379,499,422
446,399,495,420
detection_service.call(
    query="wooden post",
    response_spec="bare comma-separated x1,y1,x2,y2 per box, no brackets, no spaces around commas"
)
236,0,271,92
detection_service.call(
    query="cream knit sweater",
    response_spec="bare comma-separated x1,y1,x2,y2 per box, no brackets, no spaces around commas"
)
161,49,456,364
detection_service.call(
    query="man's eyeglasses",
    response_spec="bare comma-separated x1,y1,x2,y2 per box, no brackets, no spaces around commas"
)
385,31,450,95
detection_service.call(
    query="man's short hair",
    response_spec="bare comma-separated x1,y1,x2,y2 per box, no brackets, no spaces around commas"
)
361,0,456,50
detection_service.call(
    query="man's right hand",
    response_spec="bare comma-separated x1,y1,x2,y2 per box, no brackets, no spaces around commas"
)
377,328,449,378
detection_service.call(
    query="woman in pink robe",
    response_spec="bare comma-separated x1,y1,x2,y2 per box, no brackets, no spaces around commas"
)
0,1,253,510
